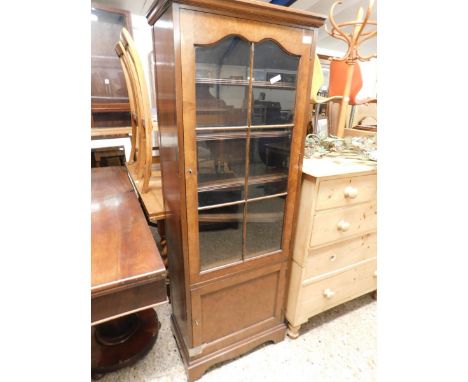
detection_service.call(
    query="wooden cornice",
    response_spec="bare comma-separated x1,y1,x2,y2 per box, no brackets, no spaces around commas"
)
147,0,326,28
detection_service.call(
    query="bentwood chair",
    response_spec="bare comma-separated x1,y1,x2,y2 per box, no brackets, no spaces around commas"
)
118,28,157,193
114,41,140,168
115,29,168,266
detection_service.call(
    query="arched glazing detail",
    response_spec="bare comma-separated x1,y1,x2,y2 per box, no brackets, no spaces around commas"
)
195,36,251,127
251,40,300,125
194,37,301,270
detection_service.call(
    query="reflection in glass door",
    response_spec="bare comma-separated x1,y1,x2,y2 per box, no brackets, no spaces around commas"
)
251,40,299,126
195,36,250,127
195,37,299,271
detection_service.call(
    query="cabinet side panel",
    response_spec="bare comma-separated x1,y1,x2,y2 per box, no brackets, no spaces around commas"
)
153,6,189,344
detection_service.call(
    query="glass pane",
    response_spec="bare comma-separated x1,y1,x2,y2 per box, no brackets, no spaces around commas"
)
196,131,247,188
248,177,287,200
91,8,129,103
195,36,250,127
199,204,244,271
251,88,296,125
245,197,286,258
196,84,249,127
198,184,244,208
195,36,250,81
251,40,299,125
252,40,299,85
247,128,291,181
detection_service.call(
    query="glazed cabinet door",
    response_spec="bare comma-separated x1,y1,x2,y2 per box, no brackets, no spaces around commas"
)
180,9,314,283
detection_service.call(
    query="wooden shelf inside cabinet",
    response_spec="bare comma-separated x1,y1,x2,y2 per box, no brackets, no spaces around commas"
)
252,81,297,90
196,78,250,86
198,173,288,192
148,1,325,380
195,78,297,90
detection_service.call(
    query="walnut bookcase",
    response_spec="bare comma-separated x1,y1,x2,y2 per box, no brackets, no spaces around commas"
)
147,1,325,380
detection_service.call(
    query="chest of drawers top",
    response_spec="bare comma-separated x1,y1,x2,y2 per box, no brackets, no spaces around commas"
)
302,156,377,180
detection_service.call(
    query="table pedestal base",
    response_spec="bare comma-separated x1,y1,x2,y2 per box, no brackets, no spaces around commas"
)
91,309,160,380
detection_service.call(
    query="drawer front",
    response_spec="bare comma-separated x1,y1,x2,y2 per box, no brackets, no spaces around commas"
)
309,202,376,247
316,174,376,211
299,259,377,320
303,233,376,278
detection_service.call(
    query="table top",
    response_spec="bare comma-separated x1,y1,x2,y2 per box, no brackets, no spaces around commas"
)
302,156,377,179
91,167,166,296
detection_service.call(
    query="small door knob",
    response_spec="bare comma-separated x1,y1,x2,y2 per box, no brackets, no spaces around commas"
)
188,168,193,174
344,186,358,199
323,288,335,299
337,220,350,232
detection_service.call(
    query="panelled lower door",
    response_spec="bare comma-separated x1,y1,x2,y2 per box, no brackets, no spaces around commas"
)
180,9,314,285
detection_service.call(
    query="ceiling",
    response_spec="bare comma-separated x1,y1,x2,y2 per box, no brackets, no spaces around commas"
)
92,0,377,56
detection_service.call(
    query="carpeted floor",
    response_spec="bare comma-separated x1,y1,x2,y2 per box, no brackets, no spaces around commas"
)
98,293,376,382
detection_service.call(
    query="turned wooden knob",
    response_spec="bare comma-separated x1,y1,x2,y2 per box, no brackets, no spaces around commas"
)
337,220,350,232
344,186,358,199
323,288,335,298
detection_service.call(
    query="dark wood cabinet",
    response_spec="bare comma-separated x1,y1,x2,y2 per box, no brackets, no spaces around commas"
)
91,3,133,129
147,1,324,380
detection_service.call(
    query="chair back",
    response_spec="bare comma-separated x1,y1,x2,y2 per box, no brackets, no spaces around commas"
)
119,27,154,193
328,59,363,105
115,41,139,165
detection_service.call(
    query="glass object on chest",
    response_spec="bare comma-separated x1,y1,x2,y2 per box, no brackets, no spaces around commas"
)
195,36,299,272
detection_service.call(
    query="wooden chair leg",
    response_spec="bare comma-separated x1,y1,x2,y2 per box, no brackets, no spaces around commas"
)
155,220,169,302
157,220,168,268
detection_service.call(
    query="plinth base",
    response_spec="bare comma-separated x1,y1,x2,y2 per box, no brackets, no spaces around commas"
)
171,314,286,382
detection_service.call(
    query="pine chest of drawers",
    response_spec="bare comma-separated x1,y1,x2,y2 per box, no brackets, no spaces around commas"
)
286,156,377,338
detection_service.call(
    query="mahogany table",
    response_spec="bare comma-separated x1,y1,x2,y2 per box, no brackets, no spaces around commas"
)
91,166,167,379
